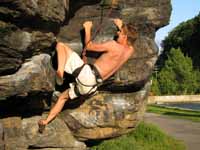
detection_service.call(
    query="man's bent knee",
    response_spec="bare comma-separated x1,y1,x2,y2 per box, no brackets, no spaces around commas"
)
56,42,73,53
56,42,65,48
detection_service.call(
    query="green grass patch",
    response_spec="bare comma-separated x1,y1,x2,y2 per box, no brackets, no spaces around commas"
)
147,105,200,122
90,122,185,150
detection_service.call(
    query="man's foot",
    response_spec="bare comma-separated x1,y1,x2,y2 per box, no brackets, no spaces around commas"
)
56,71,63,85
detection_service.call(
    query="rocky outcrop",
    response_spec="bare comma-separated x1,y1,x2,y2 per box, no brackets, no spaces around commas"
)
61,83,150,141
0,0,171,149
0,21,55,76
1,116,86,150
0,54,55,98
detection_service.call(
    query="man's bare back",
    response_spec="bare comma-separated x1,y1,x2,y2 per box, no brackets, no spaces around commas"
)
94,40,134,80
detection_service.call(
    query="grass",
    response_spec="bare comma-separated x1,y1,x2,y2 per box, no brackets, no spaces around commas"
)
89,122,185,150
147,105,200,122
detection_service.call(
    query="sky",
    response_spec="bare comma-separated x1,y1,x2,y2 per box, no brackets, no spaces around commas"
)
155,0,200,49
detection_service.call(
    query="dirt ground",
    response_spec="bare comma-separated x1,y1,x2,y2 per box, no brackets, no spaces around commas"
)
144,113,200,150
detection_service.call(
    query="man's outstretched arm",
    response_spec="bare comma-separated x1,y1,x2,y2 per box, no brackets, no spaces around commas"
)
38,90,69,131
83,21,109,52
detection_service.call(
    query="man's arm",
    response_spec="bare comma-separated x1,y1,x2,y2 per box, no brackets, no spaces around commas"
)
83,21,109,52
38,90,69,128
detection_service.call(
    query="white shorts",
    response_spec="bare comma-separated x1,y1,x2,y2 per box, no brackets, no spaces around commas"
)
64,52,97,99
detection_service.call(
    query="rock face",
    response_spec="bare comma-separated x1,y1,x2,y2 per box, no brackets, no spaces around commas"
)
0,0,171,149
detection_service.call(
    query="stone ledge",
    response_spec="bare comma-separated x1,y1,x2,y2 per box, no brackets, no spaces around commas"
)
148,95,200,104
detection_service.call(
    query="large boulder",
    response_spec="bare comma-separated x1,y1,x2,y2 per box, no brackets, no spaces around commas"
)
0,0,172,149
61,82,150,141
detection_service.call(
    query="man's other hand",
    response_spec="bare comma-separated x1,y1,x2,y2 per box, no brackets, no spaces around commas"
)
83,21,93,29
38,119,47,133
113,18,123,30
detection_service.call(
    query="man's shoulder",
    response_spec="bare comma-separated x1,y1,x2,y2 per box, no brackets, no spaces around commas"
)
101,40,118,49
104,40,116,45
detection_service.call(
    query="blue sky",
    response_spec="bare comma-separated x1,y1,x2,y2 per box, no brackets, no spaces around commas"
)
155,0,200,48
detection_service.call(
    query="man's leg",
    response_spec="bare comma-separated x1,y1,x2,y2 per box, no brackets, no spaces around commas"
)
56,42,73,80
38,89,69,132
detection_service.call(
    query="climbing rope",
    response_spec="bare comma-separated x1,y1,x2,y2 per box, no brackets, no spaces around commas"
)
81,0,118,62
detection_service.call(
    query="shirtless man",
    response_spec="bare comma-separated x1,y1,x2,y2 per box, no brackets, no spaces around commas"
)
38,18,137,130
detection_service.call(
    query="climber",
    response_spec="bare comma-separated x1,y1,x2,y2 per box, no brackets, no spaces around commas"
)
38,18,138,132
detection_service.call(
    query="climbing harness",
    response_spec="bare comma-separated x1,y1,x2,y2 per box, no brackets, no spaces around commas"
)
72,64,103,97
94,0,119,38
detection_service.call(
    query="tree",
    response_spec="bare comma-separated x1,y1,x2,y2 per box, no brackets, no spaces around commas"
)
157,13,200,69
152,48,199,95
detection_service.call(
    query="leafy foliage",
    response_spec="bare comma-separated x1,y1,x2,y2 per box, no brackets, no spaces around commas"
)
158,13,200,68
152,13,200,95
152,48,199,95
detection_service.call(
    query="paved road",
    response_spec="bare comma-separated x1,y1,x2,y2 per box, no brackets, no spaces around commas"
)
144,113,200,150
